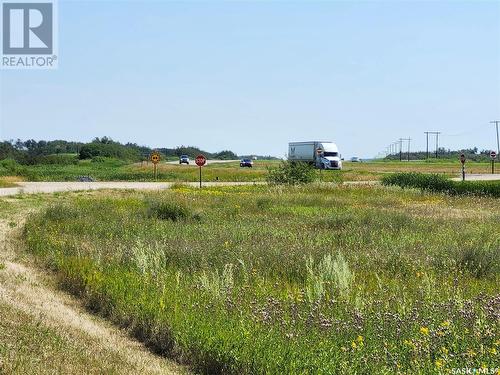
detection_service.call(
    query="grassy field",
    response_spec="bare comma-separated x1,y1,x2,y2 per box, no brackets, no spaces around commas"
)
1,157,496,183
24,184,499,373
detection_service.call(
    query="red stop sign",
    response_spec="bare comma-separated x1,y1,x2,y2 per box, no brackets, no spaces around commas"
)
491,151,497,159
195,154,207,167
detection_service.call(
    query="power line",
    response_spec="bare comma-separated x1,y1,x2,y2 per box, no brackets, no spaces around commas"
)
399,138,411,161
424,132,430,159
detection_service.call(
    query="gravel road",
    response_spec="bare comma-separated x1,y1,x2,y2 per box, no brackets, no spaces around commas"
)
451,174,500,181
0,181,264,197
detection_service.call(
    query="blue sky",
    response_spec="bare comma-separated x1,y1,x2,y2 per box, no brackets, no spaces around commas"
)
1,0,499,158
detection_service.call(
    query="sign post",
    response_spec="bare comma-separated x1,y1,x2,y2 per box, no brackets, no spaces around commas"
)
460,153,466,181
195,154,207,188
150,151,161,180
491,151,497,174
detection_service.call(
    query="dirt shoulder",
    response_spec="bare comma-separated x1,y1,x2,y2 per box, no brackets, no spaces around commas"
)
0,198,186,374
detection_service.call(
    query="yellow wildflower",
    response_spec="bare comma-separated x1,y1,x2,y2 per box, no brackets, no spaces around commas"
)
440,320,451,328
420,326,430,336
404,339,416,349
441,347,449,355
490,347,497,355
435,359,444,369
351,341,357,349
467,349,476,357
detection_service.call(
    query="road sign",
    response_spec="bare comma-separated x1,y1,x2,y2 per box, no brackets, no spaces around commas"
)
460,153,466,181
150,151,161,180
195,154,206,188
195,155,207,167
491,151,497,174
150,151,161,164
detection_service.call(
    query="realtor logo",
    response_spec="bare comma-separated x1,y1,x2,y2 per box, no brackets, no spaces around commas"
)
1,0,58,69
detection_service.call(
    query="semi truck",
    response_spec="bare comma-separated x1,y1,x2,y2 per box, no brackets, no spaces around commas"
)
288,141,343,170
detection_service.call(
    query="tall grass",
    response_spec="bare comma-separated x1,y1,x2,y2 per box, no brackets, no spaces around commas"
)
24,186,500,373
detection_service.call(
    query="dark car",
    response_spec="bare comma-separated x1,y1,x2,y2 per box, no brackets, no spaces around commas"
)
240,158,253,168
179,155,190,164
77,176,95,182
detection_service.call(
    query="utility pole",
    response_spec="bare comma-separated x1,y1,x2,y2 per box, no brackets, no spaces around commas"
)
424,132,430,159
491,120,500,155
435,132,440,158
399,138,404,161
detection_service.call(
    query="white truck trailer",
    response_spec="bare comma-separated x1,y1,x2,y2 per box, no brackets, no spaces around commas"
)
288,141,343,170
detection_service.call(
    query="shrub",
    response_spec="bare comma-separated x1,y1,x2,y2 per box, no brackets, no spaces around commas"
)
266,161,316,185
79,142,142,161
457,246,499,278
91,156,106,163
0,158,23,174
36,154,78,165
146,199,190,221
382,172,500,198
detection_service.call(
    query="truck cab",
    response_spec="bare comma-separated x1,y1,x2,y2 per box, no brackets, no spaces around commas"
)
318,146,343,170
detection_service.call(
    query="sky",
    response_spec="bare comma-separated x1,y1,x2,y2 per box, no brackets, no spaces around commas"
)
1,0,499,158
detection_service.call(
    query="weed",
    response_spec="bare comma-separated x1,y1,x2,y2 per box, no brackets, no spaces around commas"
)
306,253,354,302
146,199,190,221
198,264,234,298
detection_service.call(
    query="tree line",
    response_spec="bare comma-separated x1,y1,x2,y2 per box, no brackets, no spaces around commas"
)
0,137,240,164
